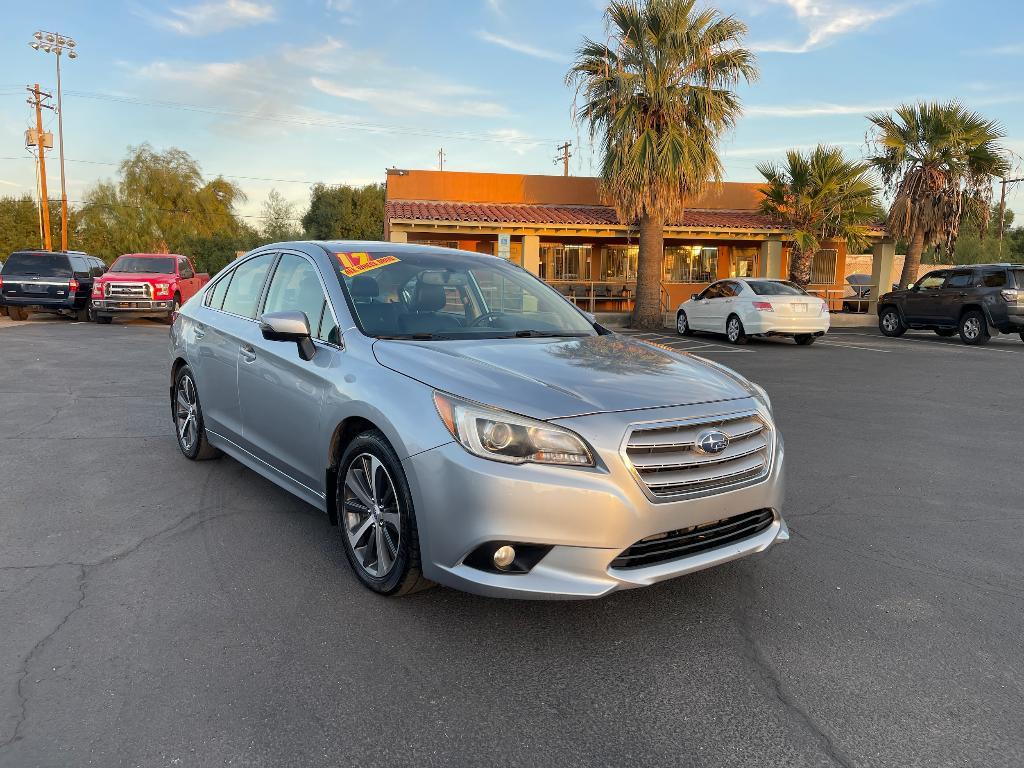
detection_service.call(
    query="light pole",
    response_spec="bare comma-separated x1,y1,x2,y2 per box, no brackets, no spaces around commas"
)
30,30,77,252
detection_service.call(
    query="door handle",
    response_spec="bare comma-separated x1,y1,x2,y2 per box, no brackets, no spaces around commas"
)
240,345,257,363
958,292,967,297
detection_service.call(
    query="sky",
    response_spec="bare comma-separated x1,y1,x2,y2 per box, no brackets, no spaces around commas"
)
1,0,1023,226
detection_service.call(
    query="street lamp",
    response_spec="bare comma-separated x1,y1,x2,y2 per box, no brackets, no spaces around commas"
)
29,29,77,252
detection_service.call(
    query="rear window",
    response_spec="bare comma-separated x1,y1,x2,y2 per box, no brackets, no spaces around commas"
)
980,270,1008,288
3,252,72,277
110,256,176,274
747,280,806,296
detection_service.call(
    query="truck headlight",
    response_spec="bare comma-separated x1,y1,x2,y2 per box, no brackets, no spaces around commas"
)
433,392,594,467
154,283,171,297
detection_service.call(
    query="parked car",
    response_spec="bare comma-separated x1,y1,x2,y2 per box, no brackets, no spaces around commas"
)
877,263,1024,345
92,253,209,324
169,242,788,599
841,273,872,313
0,250,105,321
676,278,830,345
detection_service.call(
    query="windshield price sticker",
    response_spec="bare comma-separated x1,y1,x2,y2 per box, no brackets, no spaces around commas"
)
336,252,400,277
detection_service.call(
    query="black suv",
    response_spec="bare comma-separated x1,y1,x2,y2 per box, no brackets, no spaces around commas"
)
877,263,1024,345
0,250,106,322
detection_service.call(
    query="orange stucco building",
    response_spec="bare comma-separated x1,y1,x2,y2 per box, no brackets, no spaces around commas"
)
384,169,887,312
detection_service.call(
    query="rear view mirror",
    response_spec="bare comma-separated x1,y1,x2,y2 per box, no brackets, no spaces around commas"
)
690,293,699,301
421,270,468,286
260,311,316,361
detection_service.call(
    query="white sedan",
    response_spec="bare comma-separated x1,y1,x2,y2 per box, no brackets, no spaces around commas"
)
675,278,830,345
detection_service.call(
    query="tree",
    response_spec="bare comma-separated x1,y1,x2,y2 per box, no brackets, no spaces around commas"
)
0,196,63,256
757,145,881,286
259,189,301,243
77,144,248,262
867,101,1009,289
302,183,385,241
567,0,757,329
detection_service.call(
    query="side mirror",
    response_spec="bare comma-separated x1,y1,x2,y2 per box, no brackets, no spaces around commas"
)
906,283,916,290
260,311,316,361
582,310,596,324
690,293,699,301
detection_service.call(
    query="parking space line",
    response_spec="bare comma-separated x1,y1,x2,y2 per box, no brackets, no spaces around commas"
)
816,340,894,353
833,331,1023,355
616,330,750,353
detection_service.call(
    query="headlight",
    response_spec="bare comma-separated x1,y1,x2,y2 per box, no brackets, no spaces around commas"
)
750,382,772,412
433,392,594,467
154,283,171,297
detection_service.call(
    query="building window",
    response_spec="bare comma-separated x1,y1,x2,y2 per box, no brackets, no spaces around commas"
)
540,244,591,281
730,247,758,278
810,249,838,284
601,245,638,281
664,246,718,283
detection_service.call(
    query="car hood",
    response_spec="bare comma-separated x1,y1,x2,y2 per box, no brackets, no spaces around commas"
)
372,334,753,420
100,273,177,282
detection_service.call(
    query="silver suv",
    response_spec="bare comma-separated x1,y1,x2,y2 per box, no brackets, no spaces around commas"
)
169,242,788,598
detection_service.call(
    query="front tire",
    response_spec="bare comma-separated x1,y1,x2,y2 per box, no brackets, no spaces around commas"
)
879,307,906,337
794,334,816,346
725,314,748,345
337,431,431,596
959,310,990,345
676,310,694,336
173,366,221,460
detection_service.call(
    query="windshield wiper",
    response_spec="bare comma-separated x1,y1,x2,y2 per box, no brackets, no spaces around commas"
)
512,330,590,338
375,333,445,341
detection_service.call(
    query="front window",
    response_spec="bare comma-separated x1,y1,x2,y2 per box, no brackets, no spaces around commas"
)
665,246,718,282
601,245,638,281
747,280,807,296
917,272,949,291
110,256,176,274
334,249,595,339
730,247,758,278
540,244,591,281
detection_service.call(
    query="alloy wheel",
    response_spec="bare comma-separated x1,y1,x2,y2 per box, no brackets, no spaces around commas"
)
343,453,402,579
175,374,199,453
882,312,898,333
676,313,687,334
962,317,981,340
727,318,740,342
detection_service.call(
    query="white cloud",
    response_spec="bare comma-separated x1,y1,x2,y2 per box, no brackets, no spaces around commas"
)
311,77,509,118
485,0,505,16
476,30,564,62
146,0,275,36
746,102,891,117
487,129,546,156
751,0,915,54
987,43,1024,55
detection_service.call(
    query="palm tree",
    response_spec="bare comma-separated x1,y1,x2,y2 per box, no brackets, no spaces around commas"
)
868,101,1009,289
567,0,757,329
757,145,881,286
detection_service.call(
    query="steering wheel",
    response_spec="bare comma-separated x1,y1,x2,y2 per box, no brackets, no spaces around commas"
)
469,311,506,328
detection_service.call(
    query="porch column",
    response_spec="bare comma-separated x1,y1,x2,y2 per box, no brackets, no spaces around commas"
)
389,230,408,244
868,239,896,314
523,234,540,276
759,238,783,278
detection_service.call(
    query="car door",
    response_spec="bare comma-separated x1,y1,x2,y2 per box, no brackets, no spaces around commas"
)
935,270,975,325
191,252,276,445
688,283,722,330
705,281,737,332
903,270,950,324
236,251,342,491
177,257,199,302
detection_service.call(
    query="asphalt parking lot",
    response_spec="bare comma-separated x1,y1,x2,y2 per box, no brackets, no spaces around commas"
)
1,317,1022,768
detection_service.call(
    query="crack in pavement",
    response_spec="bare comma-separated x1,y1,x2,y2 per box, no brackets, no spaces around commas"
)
0,496,245,753
733,568,855,768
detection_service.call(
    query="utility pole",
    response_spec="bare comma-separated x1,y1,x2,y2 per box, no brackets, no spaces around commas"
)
438,147,446,172
998,177,1024,255
27,84,53,251
30,31,78,252
554,141,573,177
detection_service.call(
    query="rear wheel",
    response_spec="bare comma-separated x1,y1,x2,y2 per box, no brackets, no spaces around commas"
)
794,334,816,346
725,314,747,345
879,307,905,337
173,366,221,461
676,310,694,336
337,431,431,597
935,329,957,337
959,310,990,345
8,307,27,321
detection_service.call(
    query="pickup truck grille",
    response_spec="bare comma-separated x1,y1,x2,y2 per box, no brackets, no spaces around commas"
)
106,282,152,299
624,410,772,499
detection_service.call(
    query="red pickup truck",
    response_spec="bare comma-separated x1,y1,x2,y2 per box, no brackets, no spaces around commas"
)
91,253,209,324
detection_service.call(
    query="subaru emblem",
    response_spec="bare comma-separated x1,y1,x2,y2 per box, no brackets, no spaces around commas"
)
695,429,729,455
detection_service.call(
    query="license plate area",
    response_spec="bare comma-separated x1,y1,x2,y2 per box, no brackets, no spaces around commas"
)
792,303,807,313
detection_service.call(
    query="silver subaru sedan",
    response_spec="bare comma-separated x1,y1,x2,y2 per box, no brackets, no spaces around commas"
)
169,242,788,599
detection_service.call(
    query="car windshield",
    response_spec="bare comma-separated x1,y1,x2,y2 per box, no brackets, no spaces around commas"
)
110,256,176,274
333,248,597,340
3,252,72,277
746,280,807,296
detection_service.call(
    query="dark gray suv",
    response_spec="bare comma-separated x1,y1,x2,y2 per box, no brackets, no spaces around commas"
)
877,263,1024,345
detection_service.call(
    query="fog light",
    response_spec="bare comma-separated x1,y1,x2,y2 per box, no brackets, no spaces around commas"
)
493,545,516,570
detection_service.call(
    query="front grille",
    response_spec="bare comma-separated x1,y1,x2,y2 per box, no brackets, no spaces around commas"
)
610,509,775,569
624,410,772,498
106,282,152,299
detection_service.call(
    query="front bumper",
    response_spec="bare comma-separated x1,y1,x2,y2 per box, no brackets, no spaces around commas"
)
402,401,787,599
92,299,173,315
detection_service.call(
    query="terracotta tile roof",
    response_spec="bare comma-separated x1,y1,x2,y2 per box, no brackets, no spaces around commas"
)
386,200,788,231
